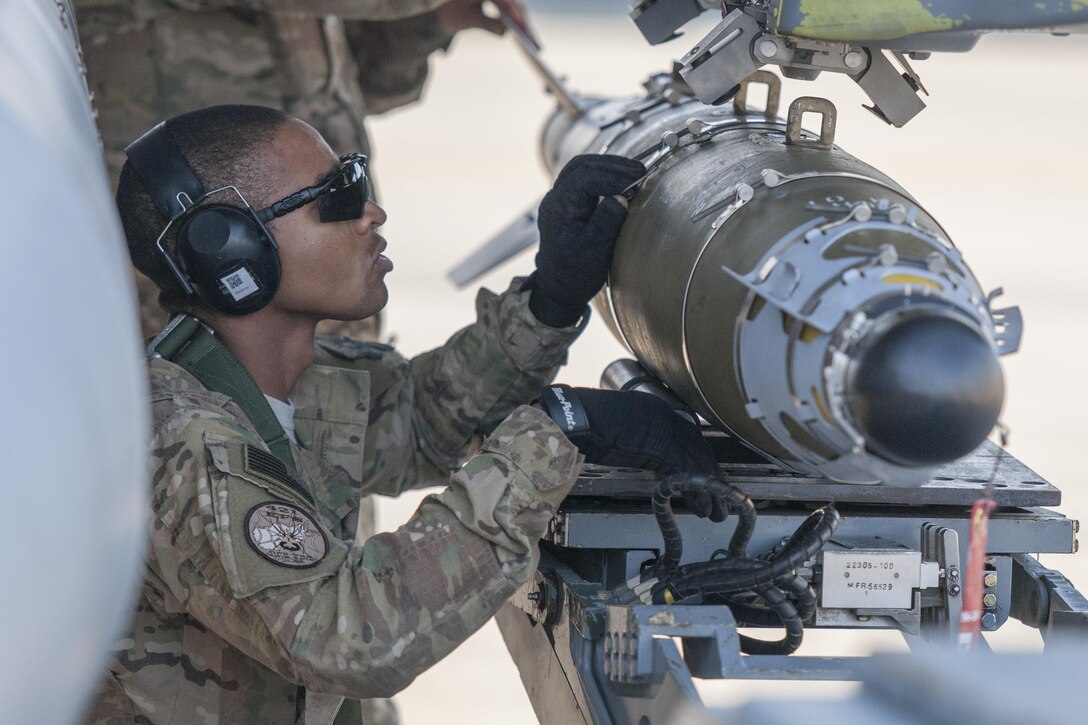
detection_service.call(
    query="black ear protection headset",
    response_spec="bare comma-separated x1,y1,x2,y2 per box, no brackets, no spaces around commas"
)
125,122,371,316
125,121,282,316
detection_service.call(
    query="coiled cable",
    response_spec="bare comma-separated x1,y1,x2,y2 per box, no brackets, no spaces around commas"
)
621,473,837,656
736,583,805,655
651,473,757,576
651,506,839,604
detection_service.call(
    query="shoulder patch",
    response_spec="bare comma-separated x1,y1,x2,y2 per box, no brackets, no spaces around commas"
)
243,444,315,506
245,501,328,568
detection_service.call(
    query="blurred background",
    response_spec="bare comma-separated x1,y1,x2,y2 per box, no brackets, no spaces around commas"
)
363,2,1088,722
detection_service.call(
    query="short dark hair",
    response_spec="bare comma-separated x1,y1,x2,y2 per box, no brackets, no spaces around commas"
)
116,105,287,313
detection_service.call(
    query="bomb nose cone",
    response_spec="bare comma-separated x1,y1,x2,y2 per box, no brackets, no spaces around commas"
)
847,313,1004,467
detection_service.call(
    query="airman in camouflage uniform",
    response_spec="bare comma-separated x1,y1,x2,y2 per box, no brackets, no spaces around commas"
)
73,6,531,661
85,279,585,724
84,103,653,725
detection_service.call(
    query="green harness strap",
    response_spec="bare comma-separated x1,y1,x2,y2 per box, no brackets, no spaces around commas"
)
148,315,298,473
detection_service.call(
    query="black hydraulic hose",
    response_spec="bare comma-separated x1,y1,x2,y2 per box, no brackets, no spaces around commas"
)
783,574,818,618
684,506,836,586
781,506,833,555
736,583,805,655
652,506,839,603
651,478,684,577
651,473,757,576
723,483,757,557
786,575,818,623
666,507,837,598
712,574,816,626
710,593,780,626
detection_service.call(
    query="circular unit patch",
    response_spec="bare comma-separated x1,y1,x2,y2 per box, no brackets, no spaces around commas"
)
245,501,328,568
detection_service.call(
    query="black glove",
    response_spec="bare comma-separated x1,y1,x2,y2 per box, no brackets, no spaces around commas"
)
538,385,726,521
529,155,646,328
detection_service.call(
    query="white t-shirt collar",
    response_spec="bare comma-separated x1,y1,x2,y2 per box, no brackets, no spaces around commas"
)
263,394,298,445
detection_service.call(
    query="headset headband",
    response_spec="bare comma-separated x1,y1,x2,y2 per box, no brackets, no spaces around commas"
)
125,122,206,220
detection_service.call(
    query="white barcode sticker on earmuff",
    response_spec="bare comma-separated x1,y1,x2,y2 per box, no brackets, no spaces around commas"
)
221,267,260,300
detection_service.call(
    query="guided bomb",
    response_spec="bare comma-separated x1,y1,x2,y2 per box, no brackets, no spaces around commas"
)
541,71,1021,485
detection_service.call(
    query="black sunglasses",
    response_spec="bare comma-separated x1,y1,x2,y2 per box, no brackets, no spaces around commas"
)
255,153,369,225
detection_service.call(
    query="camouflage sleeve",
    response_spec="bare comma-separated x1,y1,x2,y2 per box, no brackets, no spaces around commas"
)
342,11,452,116
149,402,581,698
158,0,448,21
357,277,585,496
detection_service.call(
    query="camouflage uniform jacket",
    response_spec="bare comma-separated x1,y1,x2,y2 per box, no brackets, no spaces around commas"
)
75,0,453,177
86,280,585,724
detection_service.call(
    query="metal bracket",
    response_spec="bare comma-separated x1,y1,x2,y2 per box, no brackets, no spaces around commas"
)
733,70,781,118
602,603,866,684
853,49,928,127
920,523,961,645
785,97,836,150
629,0,707,45
678,10,764,105
986,288,1023,355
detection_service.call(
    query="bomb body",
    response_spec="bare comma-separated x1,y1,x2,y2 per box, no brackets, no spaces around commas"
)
541,76,1019,484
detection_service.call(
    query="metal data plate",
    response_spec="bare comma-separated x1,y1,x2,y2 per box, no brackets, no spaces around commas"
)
820,549,921,609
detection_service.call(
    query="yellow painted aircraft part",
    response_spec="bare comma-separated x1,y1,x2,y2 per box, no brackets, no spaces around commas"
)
791,0,960,41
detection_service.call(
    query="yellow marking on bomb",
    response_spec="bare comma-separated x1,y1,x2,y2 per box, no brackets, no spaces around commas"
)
883,273,942,290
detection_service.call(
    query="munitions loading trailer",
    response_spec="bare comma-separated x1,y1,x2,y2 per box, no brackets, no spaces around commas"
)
497,437,1086,724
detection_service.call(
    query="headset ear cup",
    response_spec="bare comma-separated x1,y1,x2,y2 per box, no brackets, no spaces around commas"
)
177,205,280,315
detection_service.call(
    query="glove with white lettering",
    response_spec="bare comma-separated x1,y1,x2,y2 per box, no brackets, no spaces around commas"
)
529,155,646,328
536,385,726,521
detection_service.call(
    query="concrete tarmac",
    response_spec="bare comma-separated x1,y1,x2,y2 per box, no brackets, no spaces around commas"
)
366,13,1088,722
